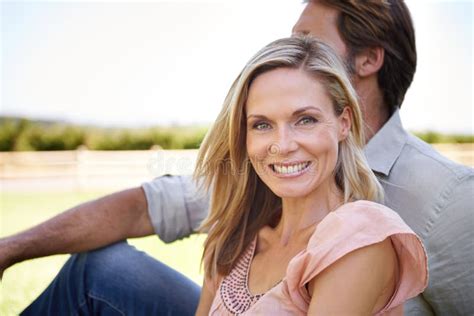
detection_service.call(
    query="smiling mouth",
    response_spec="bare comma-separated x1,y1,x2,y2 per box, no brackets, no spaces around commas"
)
270,161,311,175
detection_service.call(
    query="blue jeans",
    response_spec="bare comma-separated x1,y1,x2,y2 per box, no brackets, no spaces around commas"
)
21,241,201,315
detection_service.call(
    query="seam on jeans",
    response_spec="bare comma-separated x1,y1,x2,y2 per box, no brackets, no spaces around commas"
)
87,291,126,316
74,299,88,316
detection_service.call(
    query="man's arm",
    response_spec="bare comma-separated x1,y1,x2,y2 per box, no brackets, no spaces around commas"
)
423,173,474,315
142,175,210,242
0,187,153,278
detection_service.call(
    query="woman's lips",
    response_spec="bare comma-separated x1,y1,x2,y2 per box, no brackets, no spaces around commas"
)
269,161,311,175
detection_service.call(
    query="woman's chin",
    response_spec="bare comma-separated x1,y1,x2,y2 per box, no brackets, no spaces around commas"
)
270,186,313,199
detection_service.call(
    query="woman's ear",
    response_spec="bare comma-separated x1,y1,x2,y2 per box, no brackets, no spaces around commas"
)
338,107,352,141
354,46,384,78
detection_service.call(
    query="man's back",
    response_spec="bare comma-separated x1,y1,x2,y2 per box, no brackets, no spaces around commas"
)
365,110,473,314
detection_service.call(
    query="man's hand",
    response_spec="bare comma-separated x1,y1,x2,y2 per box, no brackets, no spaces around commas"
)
0,237,16,280
0,187,154,275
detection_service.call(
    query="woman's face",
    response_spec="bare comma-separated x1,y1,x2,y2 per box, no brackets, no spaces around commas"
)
245,67,350,199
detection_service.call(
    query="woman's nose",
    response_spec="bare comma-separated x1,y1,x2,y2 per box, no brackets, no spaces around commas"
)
268,127,298,156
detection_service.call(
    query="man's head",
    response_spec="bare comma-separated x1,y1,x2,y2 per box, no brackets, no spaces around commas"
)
293,0,416,113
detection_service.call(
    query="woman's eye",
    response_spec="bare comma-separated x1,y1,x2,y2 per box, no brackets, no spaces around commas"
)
253,122,271,130
297,116,317,125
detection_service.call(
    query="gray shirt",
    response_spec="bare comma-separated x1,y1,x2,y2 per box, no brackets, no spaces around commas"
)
142,110,474,315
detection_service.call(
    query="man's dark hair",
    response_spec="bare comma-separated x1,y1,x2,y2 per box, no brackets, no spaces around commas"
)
311,0,416,110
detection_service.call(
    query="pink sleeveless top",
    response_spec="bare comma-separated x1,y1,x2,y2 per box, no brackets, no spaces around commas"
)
208,200,428,315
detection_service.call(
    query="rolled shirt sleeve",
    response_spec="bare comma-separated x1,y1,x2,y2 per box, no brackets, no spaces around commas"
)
142,175,210,243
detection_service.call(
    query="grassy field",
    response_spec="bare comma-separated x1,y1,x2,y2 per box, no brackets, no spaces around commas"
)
0,191,205,315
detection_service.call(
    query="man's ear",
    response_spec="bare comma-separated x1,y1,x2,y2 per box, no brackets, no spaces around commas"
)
338,107,352,141
354,47,384,78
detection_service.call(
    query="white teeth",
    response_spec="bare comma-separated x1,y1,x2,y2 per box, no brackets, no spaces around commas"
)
272,162,309,175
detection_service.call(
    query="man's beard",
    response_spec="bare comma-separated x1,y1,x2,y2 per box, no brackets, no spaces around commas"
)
344,51,356,79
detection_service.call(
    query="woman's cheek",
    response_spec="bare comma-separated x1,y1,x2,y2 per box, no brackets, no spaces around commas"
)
247,136,267,161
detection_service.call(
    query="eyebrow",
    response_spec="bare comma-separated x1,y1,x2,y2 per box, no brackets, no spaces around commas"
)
247,106,321,119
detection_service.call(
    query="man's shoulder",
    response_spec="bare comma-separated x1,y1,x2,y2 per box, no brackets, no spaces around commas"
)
381,131,473,238
365,110,471,181
396,132,472,182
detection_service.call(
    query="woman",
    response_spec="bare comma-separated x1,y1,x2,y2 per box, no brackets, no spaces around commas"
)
194,37,427,315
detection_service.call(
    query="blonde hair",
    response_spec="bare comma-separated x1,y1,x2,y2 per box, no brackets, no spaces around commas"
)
194,36,383,278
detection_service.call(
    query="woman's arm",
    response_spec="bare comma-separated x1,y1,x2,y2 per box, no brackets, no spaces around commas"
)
195,277,216,316
307,238,397,315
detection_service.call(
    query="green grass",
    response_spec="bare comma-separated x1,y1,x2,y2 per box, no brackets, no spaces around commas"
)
0,191,205,315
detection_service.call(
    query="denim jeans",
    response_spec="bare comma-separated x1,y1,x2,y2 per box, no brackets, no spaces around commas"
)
21,241,201,315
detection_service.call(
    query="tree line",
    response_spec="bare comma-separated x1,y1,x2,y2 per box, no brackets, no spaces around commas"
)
0,116,472,151
0,117,207,151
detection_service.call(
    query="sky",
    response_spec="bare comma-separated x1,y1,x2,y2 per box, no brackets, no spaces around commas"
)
1,0,473,134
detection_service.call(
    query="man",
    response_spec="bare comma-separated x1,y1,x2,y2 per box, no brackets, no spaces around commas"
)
1,0,472,315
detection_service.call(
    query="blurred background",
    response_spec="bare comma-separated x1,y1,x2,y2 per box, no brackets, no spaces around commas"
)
0,0,472,314
1,0,473,132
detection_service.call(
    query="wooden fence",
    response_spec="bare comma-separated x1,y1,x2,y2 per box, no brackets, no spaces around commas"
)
0,149,198,191
0,144,472,191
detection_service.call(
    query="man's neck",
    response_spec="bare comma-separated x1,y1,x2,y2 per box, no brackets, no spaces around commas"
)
356,79,391,143
364,102,390,143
